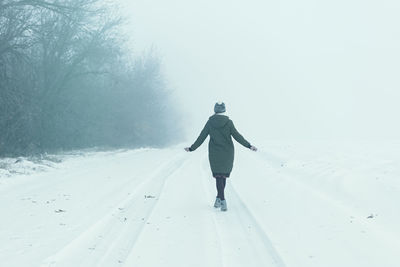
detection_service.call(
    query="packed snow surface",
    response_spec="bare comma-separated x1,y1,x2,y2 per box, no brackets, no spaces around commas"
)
1,141,399,267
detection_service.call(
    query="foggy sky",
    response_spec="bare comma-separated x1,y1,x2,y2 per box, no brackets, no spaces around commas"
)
120,0,400,142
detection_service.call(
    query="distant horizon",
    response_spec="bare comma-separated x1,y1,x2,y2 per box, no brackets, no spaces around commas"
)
120,0,400,140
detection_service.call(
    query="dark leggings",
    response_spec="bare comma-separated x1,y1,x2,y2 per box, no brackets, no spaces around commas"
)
216,177,227,200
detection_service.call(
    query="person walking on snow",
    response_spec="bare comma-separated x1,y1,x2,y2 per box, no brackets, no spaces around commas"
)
184,102,257,211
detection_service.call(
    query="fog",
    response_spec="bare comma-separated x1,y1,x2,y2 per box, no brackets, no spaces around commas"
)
0,0,181,156
2,0,398,156
122,0,400,142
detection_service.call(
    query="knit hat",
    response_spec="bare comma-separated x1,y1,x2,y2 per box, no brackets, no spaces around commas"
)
214,102,226,113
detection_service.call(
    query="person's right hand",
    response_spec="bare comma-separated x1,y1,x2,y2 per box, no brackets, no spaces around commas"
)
250,146,257,151
184,147,191,152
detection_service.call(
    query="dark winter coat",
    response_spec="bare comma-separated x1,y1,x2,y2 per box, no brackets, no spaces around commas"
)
189,114,251,176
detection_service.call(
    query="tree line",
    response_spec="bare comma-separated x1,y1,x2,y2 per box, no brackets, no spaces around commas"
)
0,0,181,156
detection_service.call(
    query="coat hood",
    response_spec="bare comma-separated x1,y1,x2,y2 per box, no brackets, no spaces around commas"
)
209,114,230,128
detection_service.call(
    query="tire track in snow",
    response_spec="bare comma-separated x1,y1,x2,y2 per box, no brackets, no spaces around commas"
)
251,151,368,216
253,151,379,216
96,154,190,267
122,152,224,267
100,154,190,267
249,151,400,256
199,155,286,267
228,182,286,267
41,153,188,267
198,156,226,267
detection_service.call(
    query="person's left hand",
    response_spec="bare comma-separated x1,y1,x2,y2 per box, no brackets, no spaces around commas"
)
184,147,191,152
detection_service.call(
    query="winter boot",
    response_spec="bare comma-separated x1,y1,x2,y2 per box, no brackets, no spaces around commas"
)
214,197,222,208
220,200,227,211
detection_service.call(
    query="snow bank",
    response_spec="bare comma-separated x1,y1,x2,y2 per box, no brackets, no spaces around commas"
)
0,156,60,178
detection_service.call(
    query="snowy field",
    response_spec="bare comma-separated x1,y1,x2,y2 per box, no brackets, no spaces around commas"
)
1,141,399,267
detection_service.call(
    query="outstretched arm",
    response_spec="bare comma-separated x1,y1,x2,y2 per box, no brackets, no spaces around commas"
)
230,121,256,150
185,121,210,152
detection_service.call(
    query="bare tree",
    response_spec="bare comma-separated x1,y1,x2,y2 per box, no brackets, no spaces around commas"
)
0,0,180,156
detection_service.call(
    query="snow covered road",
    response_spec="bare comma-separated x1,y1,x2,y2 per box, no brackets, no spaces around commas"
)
1,142,399,267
